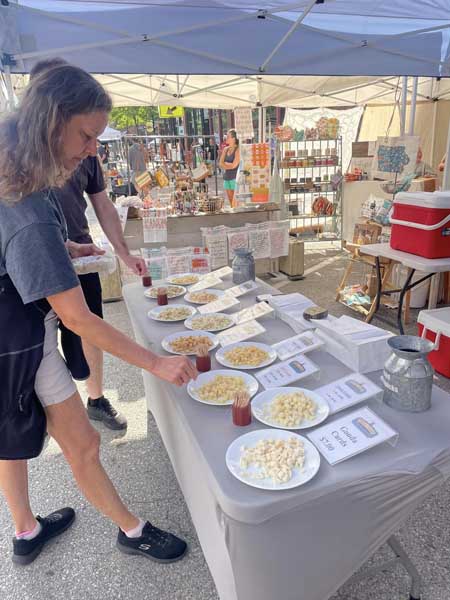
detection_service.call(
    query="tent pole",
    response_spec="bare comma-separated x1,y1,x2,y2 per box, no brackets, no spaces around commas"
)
262,107,267,142
443,120,450,191
430,100,438,167
408,77,418,135
400,76,408,136
4,65,15,111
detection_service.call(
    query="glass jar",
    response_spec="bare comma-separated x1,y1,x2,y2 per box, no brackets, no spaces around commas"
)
232,248,255,284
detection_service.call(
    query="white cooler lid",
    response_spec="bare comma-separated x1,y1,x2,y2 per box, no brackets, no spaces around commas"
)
395,192,450,209
418,307,450,337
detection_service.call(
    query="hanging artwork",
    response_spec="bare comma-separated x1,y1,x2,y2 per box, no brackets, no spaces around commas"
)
371,136,420,180
233,108,254,140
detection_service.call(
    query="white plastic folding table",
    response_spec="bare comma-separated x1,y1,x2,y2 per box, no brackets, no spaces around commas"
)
360,243,450,334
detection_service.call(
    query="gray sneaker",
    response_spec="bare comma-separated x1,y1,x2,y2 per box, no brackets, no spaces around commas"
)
87,396,127,430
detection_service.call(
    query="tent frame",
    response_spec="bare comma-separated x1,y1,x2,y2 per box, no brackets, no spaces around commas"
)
8,1,450,76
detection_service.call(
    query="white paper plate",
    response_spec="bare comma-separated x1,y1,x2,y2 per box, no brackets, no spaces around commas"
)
216,342,277,370
187,369,258,406
251,387,329,430
147,304,196,323
166,272,201,286
226,429,321,491
161,330,219,355
184,312,236,332
144,285,186,300
184,289,226,305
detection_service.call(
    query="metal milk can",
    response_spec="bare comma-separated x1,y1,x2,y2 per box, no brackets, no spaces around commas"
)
232,248,255,284
382,335,434,412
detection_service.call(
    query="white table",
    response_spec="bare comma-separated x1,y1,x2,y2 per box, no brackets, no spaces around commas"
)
360,243,450,333
124,280,450,600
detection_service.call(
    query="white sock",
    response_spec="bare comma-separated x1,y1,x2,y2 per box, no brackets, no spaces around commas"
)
16,521,42,540
123,519,145,539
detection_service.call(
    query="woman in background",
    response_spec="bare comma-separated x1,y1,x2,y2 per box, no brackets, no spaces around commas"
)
219,129,240,208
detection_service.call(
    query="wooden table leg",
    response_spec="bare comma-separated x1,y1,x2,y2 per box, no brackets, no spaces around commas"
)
428,273,440,309
336,259,354,301
443,272,450,304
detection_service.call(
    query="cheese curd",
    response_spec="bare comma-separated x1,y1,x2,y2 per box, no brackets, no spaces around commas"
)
263,391,316,427
239,437,305,484
169,335,213,354
190,315,233,330
147,285,184,298
158,307,192,321
188,291,219,304
196,375,248,404
171,275,199,285
224,346,270,367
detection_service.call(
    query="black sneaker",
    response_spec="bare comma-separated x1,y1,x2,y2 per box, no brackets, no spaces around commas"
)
87,396,127,430
12,507,76,566
116,521,187,563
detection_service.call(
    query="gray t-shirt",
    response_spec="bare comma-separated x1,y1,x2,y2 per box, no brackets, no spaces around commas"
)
0,190,79,304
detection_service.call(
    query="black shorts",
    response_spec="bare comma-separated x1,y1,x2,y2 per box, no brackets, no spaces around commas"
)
59,272,103,380
79,272,103,318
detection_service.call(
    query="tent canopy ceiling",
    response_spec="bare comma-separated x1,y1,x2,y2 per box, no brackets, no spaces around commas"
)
2,1,449,78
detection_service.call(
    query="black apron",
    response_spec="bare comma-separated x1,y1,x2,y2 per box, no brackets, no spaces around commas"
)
0,275,48,460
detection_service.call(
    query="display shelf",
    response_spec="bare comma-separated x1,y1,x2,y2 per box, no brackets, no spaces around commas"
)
280,138,343,242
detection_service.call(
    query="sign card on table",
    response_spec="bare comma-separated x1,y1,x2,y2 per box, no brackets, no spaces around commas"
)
307,407,398,465
226,280,259,298
211,266,233,279
217,320,266,347
315,374,383,415
234,302,274,325
256,353,320,389
188,275,223,292
272,332,324,360
198,294,240,314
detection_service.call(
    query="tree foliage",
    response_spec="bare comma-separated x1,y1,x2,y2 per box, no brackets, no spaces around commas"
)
110,106,158,131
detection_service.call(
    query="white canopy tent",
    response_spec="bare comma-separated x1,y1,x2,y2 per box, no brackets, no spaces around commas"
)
1,1,449,80
98,125,122,141
1,1,449,182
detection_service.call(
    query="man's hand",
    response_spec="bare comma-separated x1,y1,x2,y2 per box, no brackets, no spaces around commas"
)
149,355,198,386
120,254,148,276
67,240,105,259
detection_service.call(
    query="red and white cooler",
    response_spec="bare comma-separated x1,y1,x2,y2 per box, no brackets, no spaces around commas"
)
418,307,450,377
390,192,450,259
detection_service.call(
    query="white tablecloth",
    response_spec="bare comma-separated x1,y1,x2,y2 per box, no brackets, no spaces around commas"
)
123,280,450,600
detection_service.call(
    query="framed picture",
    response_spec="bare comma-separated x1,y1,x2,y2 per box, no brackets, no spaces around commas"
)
352,222,382,246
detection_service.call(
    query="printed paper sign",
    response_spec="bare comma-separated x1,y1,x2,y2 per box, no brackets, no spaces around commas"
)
315,374,383,415
248,226,271,260
272,332,324,361
204,233,228,270
256,353,320,389
307,407,398,465
234,302,273,325
166,253,190,275
226,280,259,298
189,275,223,292
198,294,240,314
143,209,168,243
217,320,266,347
211,266,233,279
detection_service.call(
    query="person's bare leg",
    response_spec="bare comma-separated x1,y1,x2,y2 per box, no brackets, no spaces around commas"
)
226,188,234,208
46,391,138,532
0,460,36,533
82,339,103,399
